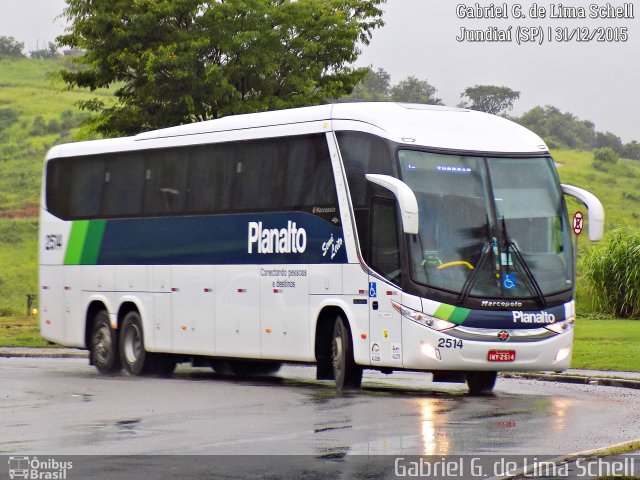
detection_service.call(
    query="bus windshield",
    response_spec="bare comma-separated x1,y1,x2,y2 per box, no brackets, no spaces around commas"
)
398,150,573,300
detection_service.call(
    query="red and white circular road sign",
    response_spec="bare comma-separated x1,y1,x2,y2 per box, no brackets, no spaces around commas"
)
573,211,584,236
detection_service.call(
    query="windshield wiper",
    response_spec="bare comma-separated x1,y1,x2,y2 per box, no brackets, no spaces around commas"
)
501,216,548,308
457,239,493,305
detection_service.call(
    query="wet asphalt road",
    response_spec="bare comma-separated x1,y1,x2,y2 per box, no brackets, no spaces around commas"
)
2,357,640,458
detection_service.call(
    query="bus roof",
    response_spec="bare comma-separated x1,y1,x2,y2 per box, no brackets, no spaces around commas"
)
46,103,548,159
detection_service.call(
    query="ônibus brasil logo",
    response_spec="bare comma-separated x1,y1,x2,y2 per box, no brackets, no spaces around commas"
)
8,456,73,479
248,221,307,254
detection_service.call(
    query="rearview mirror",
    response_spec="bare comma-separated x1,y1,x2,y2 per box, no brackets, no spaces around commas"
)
561,184,604,241
366,174,419,234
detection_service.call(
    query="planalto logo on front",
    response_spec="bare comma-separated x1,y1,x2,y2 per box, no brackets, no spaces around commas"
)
512,311,556,324
248,221,307,254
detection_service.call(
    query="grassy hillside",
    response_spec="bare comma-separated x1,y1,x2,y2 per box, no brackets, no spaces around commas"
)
553,149,640,231
0,57,110,315
0,57,639,318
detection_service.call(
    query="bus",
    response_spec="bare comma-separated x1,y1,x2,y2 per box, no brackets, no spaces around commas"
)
39,102,604,394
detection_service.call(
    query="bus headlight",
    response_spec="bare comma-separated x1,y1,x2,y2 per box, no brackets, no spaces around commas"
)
392,301,456,331
555,347,571,362
545,317,575,334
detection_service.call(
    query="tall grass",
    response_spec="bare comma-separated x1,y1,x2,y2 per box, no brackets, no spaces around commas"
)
0,218,38,316
580,227,640,318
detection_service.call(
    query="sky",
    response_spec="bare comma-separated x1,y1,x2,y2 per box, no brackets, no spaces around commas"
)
0,0,638,142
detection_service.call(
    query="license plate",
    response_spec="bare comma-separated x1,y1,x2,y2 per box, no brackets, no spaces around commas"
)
488,350,516,362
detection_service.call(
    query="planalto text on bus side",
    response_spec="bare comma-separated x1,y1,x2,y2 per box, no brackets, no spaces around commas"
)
248,221,308,254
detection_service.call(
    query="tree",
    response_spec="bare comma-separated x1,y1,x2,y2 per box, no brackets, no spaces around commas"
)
0,36,25,57
595,131,623,154
341,67,391,101
30,42,59,60
623,141,640,160
390,76,442,105
340,68,442,105
57,0,385,137
516,105,596,149
459,85,520,115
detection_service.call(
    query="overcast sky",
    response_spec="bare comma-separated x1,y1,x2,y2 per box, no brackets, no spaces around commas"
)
1,0,638,141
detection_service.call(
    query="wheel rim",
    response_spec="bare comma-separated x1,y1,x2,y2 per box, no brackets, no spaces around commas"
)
92,324,111,366
332,334,344,378
123,323,142,364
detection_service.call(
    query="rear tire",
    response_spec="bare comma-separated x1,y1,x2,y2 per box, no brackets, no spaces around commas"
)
119,310,155,376
465,371,497,395
90,310,121,374
332,316,362,391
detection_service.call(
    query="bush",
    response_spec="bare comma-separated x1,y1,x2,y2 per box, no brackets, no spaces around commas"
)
0,108,19,131
580,227,640,318
594,147,619,164
543,136,562,150
30,115,47,136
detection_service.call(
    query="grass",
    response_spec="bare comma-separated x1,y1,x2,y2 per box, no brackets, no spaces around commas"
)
0,218,38,317
572,317,640,371
0,316,50,347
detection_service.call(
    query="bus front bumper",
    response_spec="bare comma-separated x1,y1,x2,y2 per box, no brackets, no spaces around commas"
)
401,317,574,372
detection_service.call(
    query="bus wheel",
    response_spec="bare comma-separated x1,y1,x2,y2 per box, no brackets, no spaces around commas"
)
465,371,497,395
332,316,362,391
120,311,154,376
90,310,121,374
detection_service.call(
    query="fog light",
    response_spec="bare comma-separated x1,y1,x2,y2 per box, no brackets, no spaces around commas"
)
555,347,571,362
421,344,441,361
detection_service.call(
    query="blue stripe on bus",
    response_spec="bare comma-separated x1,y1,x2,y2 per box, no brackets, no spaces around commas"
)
461,304,566,329
97,211,348,265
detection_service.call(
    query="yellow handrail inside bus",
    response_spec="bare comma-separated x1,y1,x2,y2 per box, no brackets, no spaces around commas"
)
437,261,475,270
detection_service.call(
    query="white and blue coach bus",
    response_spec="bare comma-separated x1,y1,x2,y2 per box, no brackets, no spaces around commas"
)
39,103,604,393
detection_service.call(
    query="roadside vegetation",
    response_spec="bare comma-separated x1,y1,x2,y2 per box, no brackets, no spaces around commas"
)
0,56,639,372
573,316,640,371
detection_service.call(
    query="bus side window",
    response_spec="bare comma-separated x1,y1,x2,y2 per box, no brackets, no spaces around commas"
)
102,155,145,217
186,143,235,214
234,139,284,212
69,158,105,218
143,150,188,215
283,135,337,209
47,157,106,219
369,197,402,285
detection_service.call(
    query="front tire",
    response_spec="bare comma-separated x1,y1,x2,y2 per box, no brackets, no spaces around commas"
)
332,316,362,391
90,310,121,374
465,371,497,395
120,310,155,376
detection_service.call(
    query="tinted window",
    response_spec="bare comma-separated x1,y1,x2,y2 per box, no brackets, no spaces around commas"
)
186,144,235,213
369,198,401,285
283,135,337,208
234,139,284,211
102,154,145,217
68,158,104,218
336,131,394,208
143,150,188,215
45,134,339,220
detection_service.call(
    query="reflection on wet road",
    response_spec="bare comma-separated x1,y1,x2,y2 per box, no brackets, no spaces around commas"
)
1,358,639,456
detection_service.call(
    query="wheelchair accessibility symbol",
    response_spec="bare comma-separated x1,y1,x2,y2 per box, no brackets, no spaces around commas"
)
502,274,517,290
369,282,377,298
